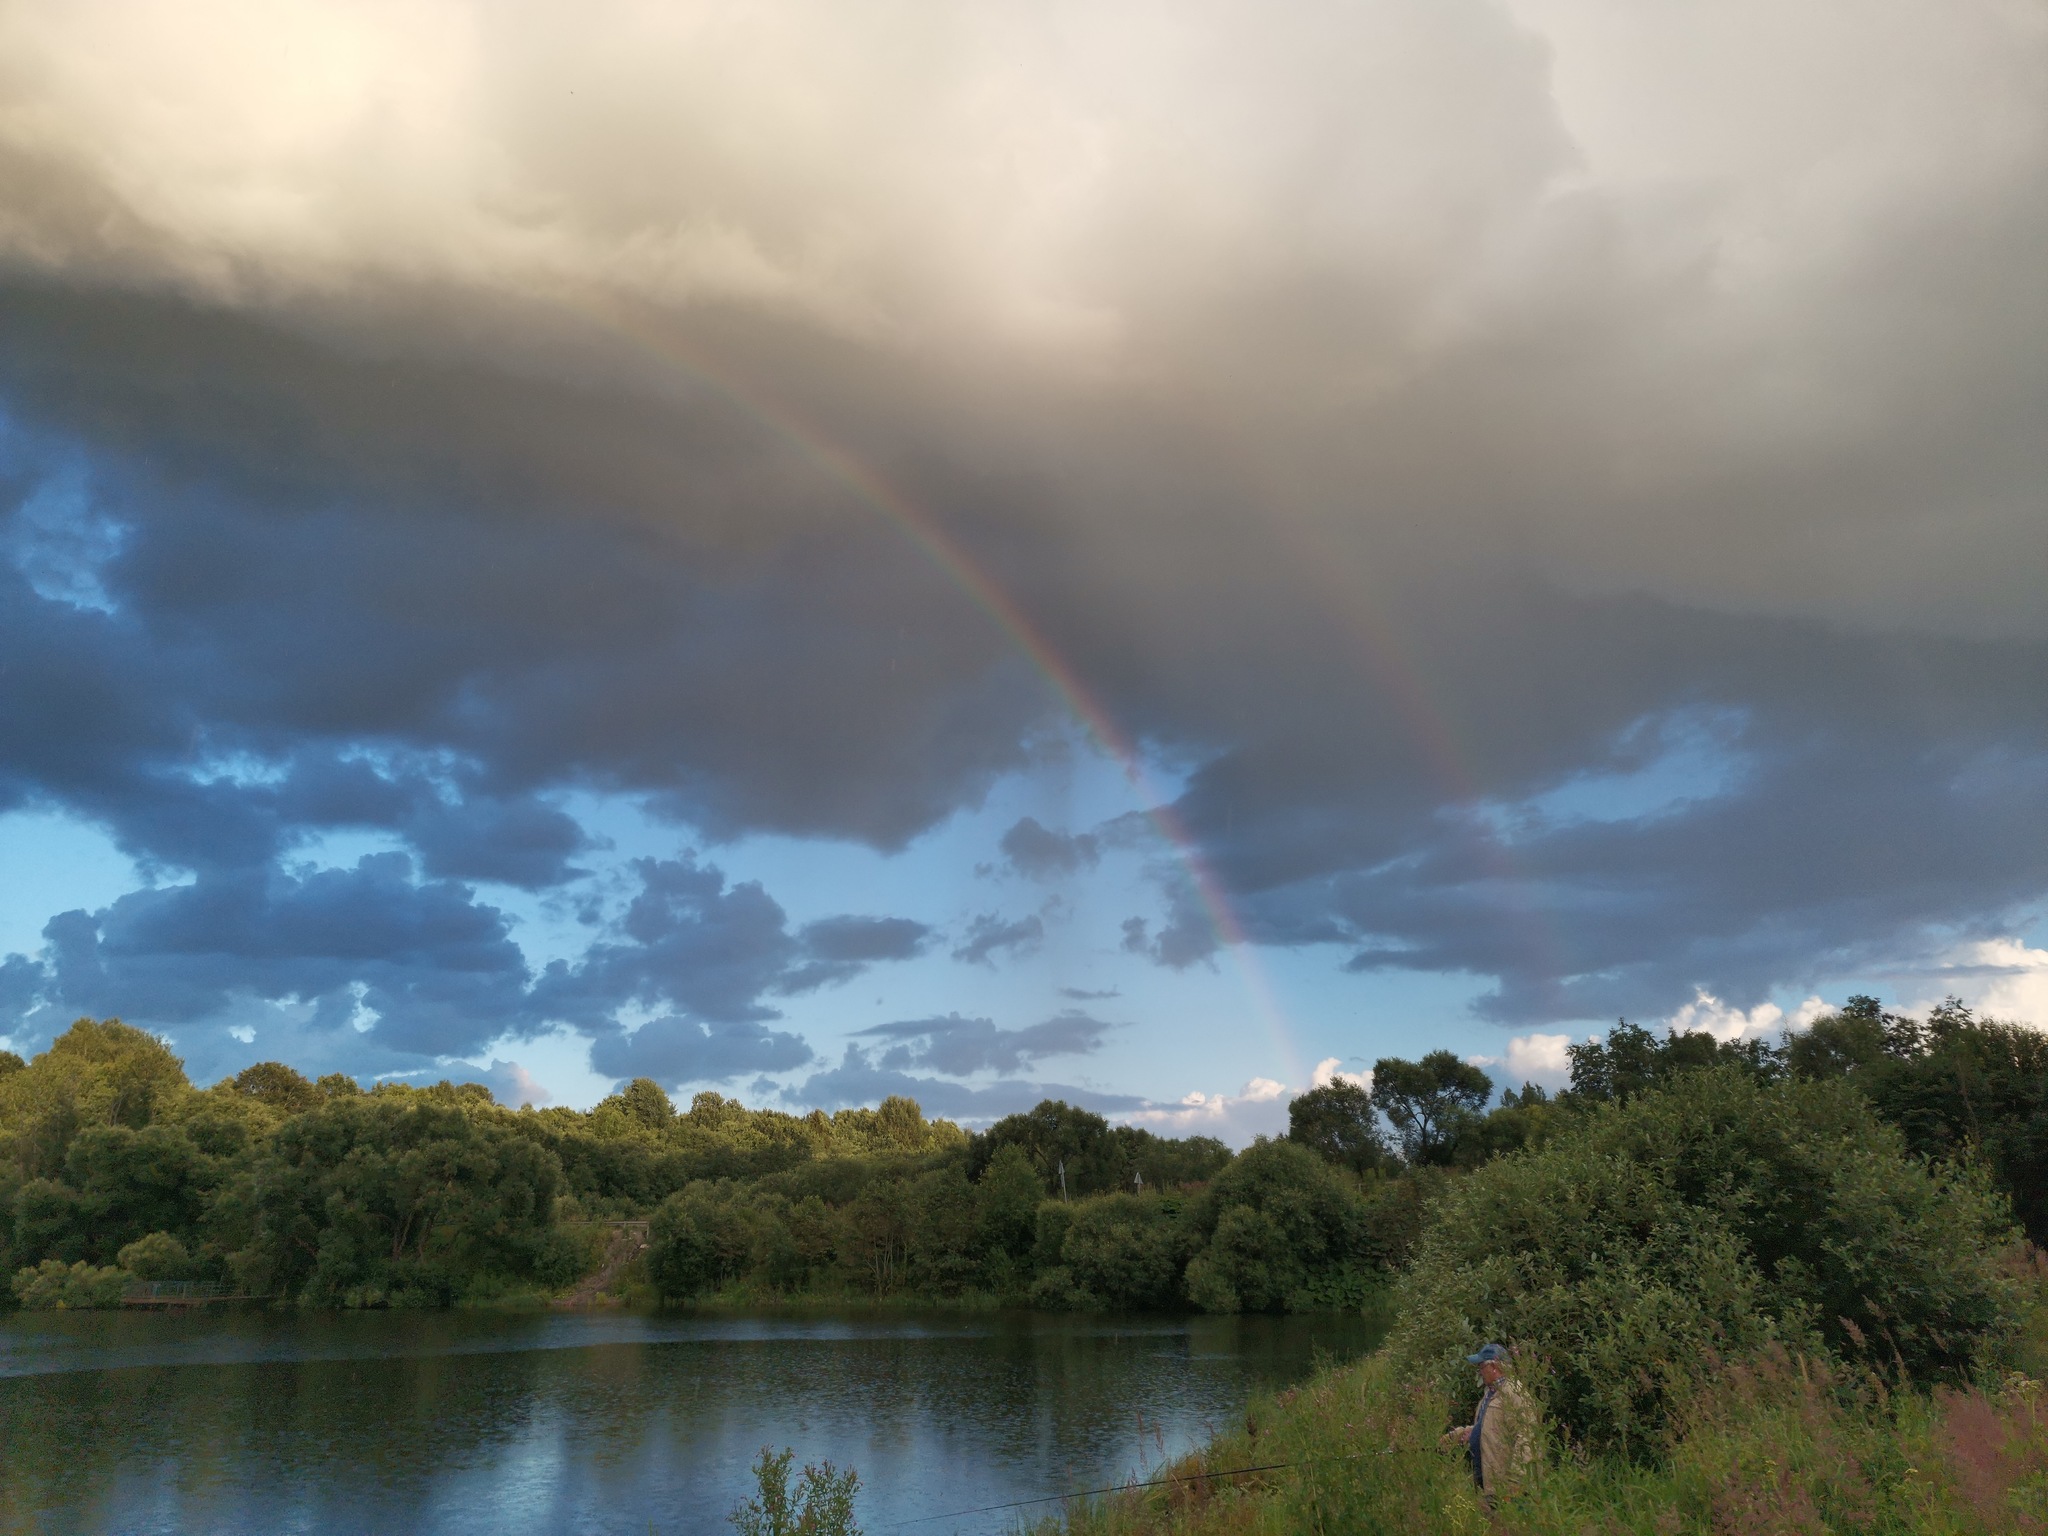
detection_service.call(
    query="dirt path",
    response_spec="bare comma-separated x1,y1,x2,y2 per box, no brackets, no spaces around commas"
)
554,1220,650,1308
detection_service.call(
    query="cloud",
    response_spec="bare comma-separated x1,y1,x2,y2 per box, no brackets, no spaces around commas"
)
1501,1033,1573,1087
1663,991,1830,1044
854,1010,1113,1076
777,915,933,994
1000,817,1100,879
473,1058,551,1108
952,913,1045,968
0,0,2041,1085
0,845,931,1089
1124,1078,1291,1143
588,1017,812,1087
1309,1057,1373,1093
1895,937,2048,1027
778,1045,1145,1123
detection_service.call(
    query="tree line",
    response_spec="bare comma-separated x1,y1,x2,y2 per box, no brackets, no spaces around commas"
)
1,991,2041,1313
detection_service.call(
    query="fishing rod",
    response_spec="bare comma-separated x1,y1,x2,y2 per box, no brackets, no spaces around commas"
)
887,1446,1396,1530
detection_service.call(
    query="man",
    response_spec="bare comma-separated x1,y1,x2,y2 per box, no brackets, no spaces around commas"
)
1443,1342,1533,1499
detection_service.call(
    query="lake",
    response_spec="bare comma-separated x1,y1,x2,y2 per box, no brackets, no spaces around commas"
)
0,1307,1382,1535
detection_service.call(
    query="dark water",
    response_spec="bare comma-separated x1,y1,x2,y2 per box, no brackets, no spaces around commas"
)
0,1307,1380,1535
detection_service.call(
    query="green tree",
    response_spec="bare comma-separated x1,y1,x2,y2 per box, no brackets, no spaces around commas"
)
230,1061,321,1116
1184,1140,1379,1312
1394,1067,2021,1457
243,1095,563,1304
1286,1079,1389,1172
1059,1194,1186,1309
1371,1051,1491,1165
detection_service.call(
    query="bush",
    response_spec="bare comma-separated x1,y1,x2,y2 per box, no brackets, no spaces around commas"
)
12,1258,133,1309
116,1230,194,1281
1183,1140,1377,1313
729,1446,862,1536
1060,1194,1187,1310
1393,1067,2023,1457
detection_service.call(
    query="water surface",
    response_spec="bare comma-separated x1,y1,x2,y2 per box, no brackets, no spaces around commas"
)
0,1307,1380,1535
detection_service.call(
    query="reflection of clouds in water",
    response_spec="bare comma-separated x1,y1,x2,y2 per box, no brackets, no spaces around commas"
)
0,1311,1381,1532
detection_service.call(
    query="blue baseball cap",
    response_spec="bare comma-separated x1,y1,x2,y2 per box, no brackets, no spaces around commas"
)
1465,1343,1509,1365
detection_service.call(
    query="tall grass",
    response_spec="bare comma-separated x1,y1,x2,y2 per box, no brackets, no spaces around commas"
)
1038,1264,2048,1536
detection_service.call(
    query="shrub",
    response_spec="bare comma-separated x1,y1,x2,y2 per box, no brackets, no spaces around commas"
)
116,1230,194,1281
1183,1140,1377,1313
12,1258,133,1309
729,1446,862,1536
1060,1194,1187,1310
1393,1067,2022,1457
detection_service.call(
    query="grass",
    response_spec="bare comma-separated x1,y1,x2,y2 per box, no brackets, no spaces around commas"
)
1034,1255,2048,1536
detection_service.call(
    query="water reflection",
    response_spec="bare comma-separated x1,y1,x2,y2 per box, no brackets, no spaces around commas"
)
0,1309,1380,1535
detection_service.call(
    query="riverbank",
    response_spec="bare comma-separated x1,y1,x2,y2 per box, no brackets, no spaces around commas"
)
1036,1288,2048,1536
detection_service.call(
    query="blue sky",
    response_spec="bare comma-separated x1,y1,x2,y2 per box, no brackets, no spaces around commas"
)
0,0,2044,1139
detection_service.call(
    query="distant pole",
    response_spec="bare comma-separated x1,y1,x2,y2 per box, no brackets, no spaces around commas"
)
1059,1158,1068,1202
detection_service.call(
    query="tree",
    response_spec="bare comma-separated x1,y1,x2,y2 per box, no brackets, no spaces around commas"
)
231,1061,322,1115
1059,1194,1187,1309
1183,1140,1379,1313
1393,1067,2021,1458
1371,1051,1491,1165
970,1100,1117,1195
244,1095,563,1304
1286,1079,1389,1172
618,1078,676,1134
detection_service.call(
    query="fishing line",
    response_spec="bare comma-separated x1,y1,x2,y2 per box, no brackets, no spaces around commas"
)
887,1446,1396,1529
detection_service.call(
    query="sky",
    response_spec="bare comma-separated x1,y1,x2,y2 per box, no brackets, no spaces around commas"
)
0,0,2044,1141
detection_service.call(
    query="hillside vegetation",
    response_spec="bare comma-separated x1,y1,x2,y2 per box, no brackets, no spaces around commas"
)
1,994,2042,1324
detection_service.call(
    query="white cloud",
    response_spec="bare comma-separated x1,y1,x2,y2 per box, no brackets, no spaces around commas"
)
476,1057,552,1108
1663,990,1828,1043
1503,1032,1573,1085
1309,1056,1373,1093
1902,938,2048,1028
1126,1075,1289,1144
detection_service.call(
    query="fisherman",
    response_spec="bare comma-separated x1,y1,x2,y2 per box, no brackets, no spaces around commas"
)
1442,1342,1533,1500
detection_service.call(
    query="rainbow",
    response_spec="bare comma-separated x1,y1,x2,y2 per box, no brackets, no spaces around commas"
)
569,302,1308,1086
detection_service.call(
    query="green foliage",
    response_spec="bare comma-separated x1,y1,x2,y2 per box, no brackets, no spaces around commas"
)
969,1100,1229,1197
117,1230,194,1281
1286,1080,1389,1172
1372,1052,1492,1166
1183,1140,1379,1313
1832,998,2048,1247
11,1257,132,1309
243,1093,564,1305
1393,1067,2022,1457
1062,1194,1188,1309
1039,1334,2048,1536
729,1446,863,1536
231,1061,322,1116
1562,1019,1784,1110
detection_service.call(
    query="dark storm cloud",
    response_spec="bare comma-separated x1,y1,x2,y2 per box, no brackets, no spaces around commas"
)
853,1010,1112,1076
999,816,1099,879
778,1044,1145,1121
951,913,1045,968
0,845,927,1083
0,0,2044,1064
4,853,531,1057
776,915,934,993
0,285,1053,857
588,1018,812,1085
1175,590,2048,1020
